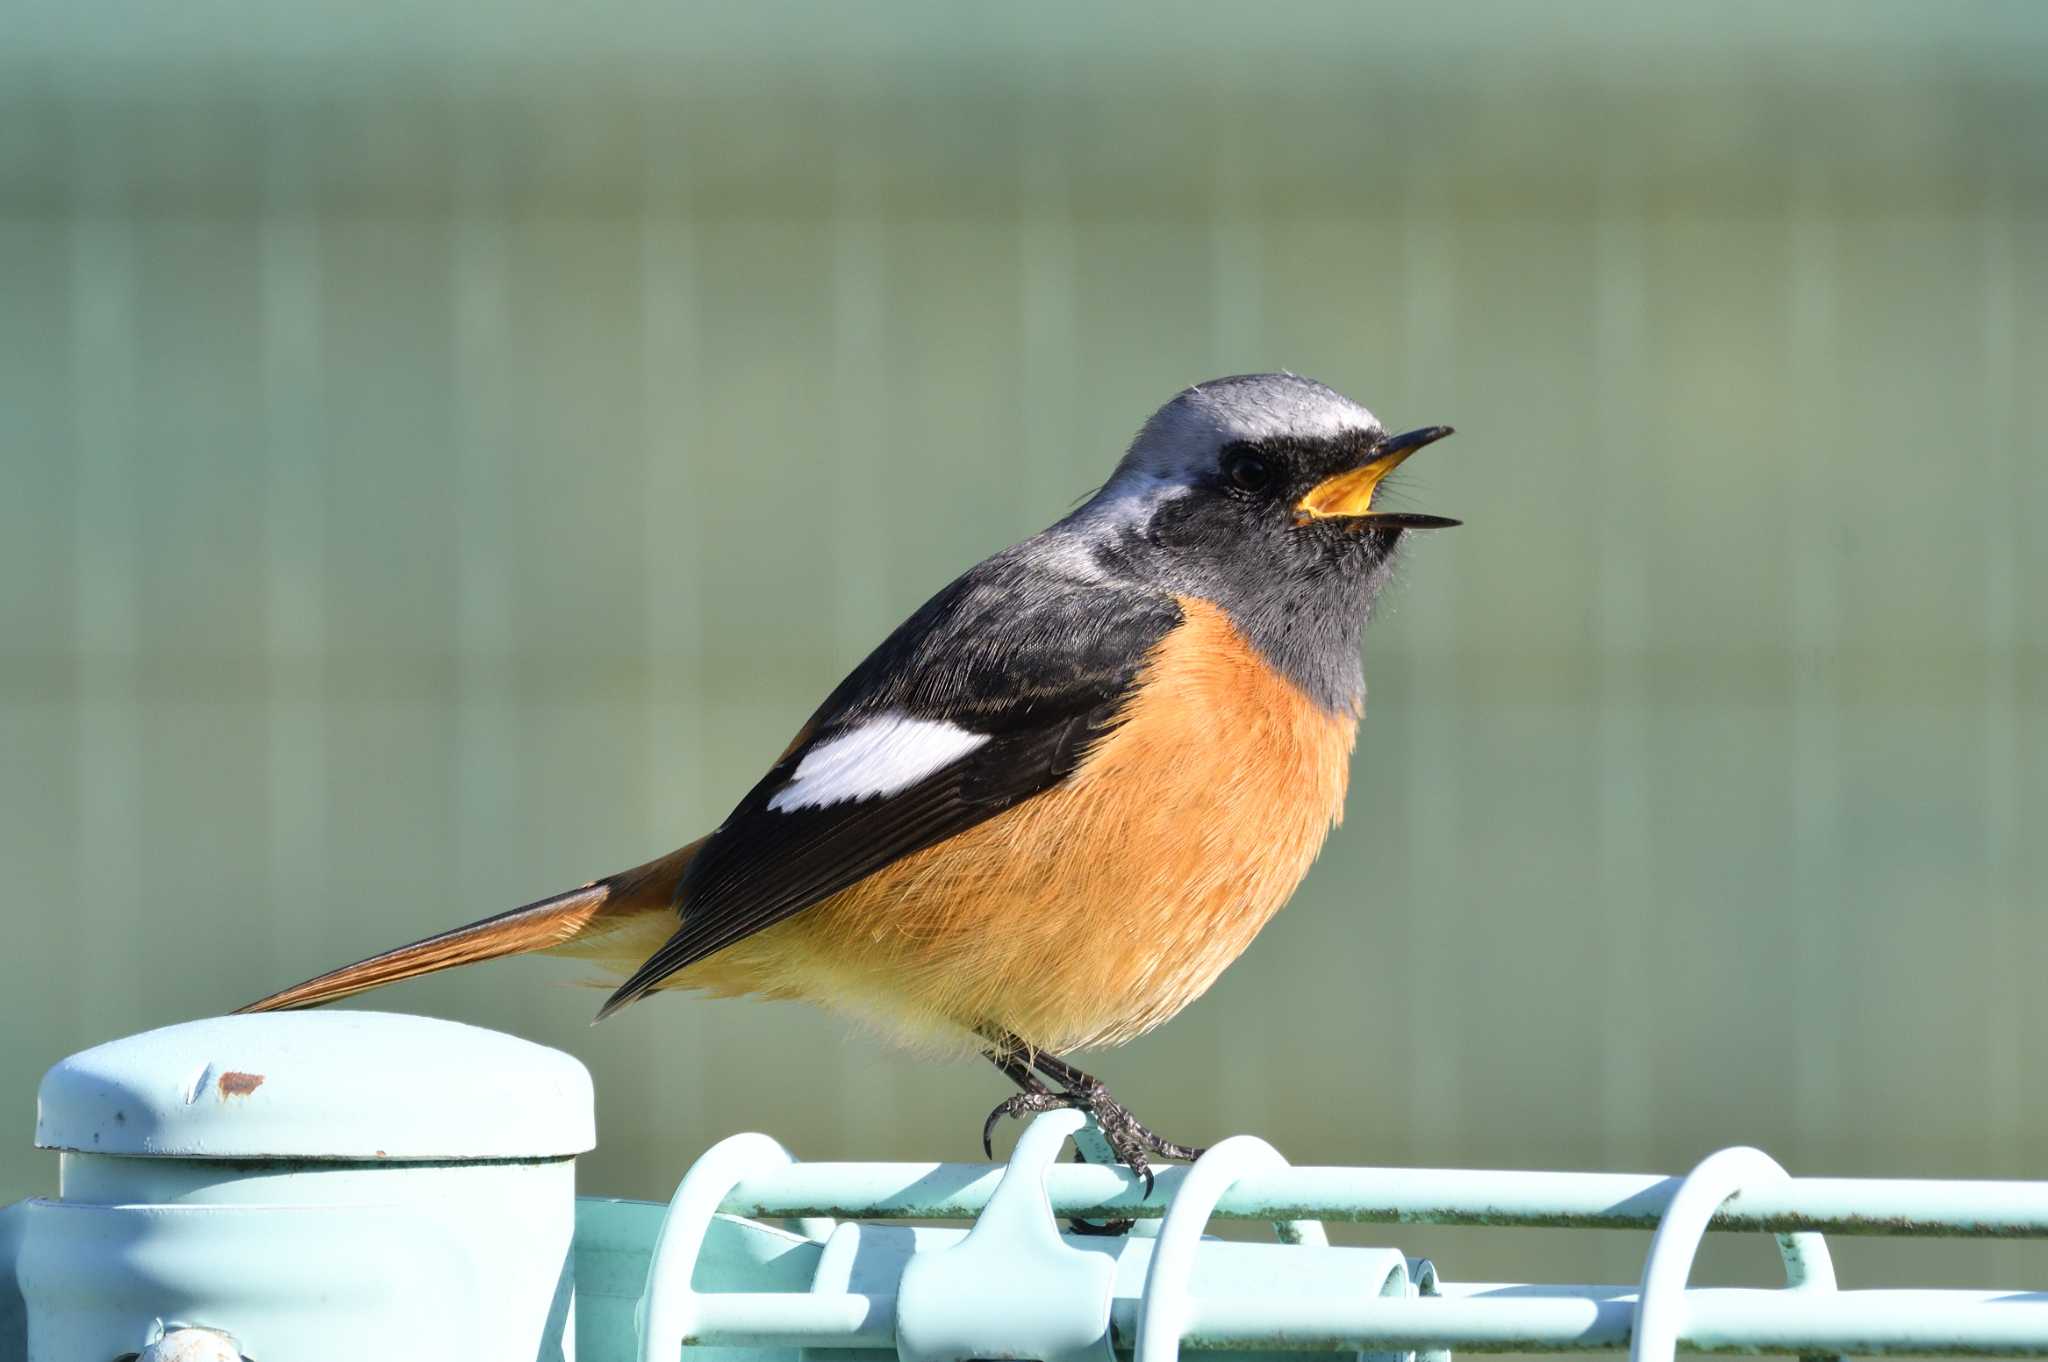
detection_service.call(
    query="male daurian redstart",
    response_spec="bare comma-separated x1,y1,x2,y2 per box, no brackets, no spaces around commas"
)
239,373,1456,1183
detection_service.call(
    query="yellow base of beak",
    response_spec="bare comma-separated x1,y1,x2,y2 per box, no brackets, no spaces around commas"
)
1293,424,1456,523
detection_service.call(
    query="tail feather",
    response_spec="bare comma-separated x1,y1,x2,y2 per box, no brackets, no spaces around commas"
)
233,841,701,1014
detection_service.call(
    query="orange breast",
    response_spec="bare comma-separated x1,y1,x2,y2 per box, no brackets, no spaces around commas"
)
671,598,1359,1055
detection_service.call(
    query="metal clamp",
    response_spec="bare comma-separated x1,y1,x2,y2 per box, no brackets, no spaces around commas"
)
1631,1146,1840,1362
896,1108,1117,1362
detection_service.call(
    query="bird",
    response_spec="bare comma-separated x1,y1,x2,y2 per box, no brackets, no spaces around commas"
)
237,373,1456,1185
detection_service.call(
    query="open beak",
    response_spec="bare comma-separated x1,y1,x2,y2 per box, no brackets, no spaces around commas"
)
1294,425,1459,529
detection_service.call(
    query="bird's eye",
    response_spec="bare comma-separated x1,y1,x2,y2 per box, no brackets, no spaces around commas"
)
1222,449,1273,493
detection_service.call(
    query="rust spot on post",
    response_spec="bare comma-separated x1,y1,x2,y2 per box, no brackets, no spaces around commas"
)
217,1070,265,1098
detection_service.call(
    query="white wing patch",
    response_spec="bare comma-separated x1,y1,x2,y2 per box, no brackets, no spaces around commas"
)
766,712,991,813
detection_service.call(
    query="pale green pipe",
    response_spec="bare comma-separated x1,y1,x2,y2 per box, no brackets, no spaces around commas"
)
1183,1289,2048,1354
724,1163,2048,1236
684,1292,897,1348
678,1286,2048,1354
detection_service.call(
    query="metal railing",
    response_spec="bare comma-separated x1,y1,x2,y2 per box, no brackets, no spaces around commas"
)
632,1110,2048,1360
10,1013,2045,1360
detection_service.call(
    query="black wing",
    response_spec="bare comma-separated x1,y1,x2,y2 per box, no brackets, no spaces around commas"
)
597,551,1182,1017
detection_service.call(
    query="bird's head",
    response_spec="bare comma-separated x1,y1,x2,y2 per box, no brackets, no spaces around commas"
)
1057,373,1457,712
1092,372,1456,550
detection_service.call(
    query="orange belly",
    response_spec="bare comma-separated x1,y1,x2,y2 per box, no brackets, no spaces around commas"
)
666,598,1359,1054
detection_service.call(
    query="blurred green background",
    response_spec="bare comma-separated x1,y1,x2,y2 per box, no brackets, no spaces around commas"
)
3,0,2045,1311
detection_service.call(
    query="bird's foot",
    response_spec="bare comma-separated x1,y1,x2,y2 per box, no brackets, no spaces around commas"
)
979,1074,1205,1196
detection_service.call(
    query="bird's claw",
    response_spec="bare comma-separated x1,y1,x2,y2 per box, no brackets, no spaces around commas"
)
980,1078,1204,1198
982,1090,1072,1159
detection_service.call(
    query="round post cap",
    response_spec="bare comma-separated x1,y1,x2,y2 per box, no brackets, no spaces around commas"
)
36,1011,595,1161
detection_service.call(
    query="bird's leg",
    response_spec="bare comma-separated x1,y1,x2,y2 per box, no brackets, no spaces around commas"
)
981,1043,1138,1236
979,1032,1206,1193
1026,1049,1208,1172
980,1048,1069,1157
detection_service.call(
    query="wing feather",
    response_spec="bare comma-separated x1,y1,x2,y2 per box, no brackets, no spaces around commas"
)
597,557,1181,1019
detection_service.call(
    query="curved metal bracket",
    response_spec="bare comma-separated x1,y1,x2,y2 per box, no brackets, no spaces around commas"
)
636,1131,806,1362
1136,1134,1289,1362
1134,1135,1374,1362
1631,1146,1841,1362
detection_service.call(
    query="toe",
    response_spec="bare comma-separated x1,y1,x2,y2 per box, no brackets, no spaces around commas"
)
981,1106,1004,1158
1112,1141,1156,1195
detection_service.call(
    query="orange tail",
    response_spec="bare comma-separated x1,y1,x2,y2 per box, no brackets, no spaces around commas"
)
234,841,702,1013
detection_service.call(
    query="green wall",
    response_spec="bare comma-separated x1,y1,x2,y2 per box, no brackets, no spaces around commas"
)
4,0,2045,1311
